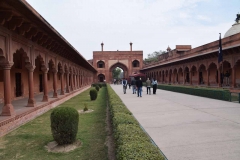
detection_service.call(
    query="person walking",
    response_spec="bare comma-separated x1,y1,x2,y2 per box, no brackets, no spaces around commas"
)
152,78,158,94
136,77,143,97
146,78,151,95
131,78,136,94
122,78,127,94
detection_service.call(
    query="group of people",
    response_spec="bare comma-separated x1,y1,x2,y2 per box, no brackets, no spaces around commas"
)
122,77,158,97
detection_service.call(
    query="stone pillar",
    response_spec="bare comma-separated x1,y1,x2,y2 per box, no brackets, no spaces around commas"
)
52,69,58,98
1,63,15,116
183,71,185,84
232,66,236,88
197,70,200,85
218,68,222,87
60,71,65,95
26,65,36,107
190,71,192,85
71,73,74,90
207,69,210,86
66,72,70,93
42,68,49,102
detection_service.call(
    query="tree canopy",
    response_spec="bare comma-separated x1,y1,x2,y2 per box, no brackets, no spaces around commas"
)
144,50,166,64
112,67,122,79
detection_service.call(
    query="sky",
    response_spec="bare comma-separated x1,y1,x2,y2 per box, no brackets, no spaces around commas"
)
26,0,240,60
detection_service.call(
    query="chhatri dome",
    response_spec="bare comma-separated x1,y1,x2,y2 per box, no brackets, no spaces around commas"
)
224,13,240,38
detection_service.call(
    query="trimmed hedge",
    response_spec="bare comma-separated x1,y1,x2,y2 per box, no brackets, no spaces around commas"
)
50,107,79,145
156,84,231,101
95,85,100,91
106,84,165,160
92,83,106,87
90,88,98,100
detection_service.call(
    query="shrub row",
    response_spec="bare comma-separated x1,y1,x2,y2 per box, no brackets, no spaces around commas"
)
156,84,231,101
106,84,165,160
92,83,106,88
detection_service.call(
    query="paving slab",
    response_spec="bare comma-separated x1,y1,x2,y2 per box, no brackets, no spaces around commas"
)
110,85,240,160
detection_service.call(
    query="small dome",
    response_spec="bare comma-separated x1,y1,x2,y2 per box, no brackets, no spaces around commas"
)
224,23,240,38
224,14,240,38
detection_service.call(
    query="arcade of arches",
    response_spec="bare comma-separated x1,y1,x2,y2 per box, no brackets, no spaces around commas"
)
142,33,240,88
0,0,96,121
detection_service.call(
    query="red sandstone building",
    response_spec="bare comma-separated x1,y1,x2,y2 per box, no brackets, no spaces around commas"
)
92,42,143,83
142,15,240,89
0,0,96,136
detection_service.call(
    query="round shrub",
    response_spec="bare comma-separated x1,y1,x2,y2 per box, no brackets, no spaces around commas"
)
50,107,79,145
98,83,102,88
90,89,98,100
95,85,100,91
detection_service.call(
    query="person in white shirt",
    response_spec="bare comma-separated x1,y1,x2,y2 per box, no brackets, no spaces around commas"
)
152,78,158,94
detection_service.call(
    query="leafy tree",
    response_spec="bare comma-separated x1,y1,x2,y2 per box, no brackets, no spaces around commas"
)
112,68,122,79
144,50,166,64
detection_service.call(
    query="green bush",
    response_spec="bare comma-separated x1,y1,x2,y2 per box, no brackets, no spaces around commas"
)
90,89,98,100
83,103,88,111
95,85,100,91
50,107,79,145
114,124,150,145
98,83,102,88
112,113,138,128
117,141,164,160
157,84,231,101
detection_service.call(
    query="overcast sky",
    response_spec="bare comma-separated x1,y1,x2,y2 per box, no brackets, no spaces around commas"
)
26,0,239,60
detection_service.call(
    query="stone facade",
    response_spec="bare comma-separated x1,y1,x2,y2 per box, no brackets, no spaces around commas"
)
93,43,143,83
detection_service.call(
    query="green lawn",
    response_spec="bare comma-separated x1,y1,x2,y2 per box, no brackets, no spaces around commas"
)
0,87,108,160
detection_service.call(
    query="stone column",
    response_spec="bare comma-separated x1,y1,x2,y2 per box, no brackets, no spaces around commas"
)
71,73,74,90
218,68,222,87
232,66,236,88
197,70,200,85
52,69,58,98
1,63,15,116
66,72,70,93
26,65,36,107
207,69,210,86
190,71,192,85
183,71,185,84
60,71,65,95
42,68,49,102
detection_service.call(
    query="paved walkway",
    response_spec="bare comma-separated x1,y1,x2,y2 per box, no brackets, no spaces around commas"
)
111,85,240,160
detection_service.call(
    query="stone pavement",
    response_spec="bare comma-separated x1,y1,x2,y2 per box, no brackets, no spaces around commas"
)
110,84,240,160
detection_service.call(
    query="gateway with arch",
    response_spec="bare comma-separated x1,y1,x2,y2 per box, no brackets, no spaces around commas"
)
92,42,143,83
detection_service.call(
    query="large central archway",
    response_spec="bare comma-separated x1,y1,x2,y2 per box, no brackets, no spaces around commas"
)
109,62,128,83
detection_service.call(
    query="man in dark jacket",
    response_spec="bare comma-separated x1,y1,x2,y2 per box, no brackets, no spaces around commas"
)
136,77,143,97
131,78,136,94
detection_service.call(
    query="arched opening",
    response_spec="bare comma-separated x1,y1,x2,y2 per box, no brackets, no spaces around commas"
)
48,59,55,92
178,68,183,83
208,63,217,86
220,61,232,86
34,56,45,93
173,68,177,83
191,66,197,85
97,60,105,68
109,62,128,84
98,74,105,82
235,59,240,88
165,70,168,83
169,69,172,83
184,67,190,83
199,64,206,85
132,60,140,68
12,48,30,98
